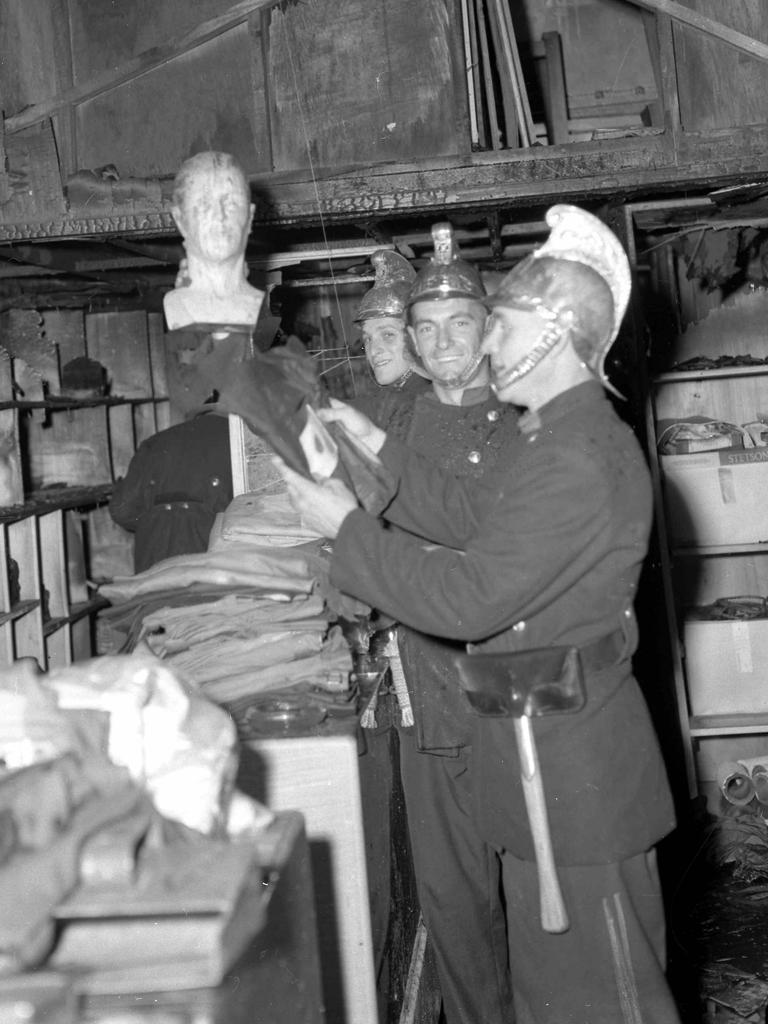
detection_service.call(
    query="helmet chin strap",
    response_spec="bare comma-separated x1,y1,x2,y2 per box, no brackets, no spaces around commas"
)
436,351,486,391
491,324,562,393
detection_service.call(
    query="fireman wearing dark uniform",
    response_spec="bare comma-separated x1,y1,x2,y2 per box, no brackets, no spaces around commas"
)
278,205,681,1024
109,412,233,573
352,236,519,1024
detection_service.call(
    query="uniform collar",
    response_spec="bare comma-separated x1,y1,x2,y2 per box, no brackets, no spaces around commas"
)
519,380,606,435
423,382,492,407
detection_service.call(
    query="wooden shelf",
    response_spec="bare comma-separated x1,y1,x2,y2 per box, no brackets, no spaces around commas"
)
690,713,768,737
653,364,768,383
0,485,113,523
0,395,166,412
0,599,41,627
673,542,768,557
43,596,110,637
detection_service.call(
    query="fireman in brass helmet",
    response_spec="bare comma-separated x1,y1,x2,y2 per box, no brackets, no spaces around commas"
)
354,250,424,390
406,222,489,400
356,224,521,1024
277,205,681,1023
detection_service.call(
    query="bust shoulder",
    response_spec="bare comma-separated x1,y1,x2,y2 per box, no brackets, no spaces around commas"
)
163,284,264,330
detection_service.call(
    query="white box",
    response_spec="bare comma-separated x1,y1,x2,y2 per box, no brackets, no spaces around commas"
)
684,617,768,716
239,734,377,1024
661,449,768,547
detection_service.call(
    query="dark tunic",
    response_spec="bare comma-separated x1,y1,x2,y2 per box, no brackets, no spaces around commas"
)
349,370,430,428
109,413,233,573
390,387,520,751
331,380,676,866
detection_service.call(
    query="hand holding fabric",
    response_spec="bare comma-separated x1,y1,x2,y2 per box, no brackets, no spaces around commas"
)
319,398,387,455
275,459,358,539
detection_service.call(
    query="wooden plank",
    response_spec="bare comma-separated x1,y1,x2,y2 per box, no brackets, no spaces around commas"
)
623,0,768,62
41,311,85,396
85,311,152,400
268,0,465,169
484,0,519,148
74,26,267,178
251,10,274,172
2,124,768,241
240,735,376,1024
26,406,113,490
643,11,681,132
37,510,68,627
460,0,480,147
497,0,535,146
474,0,502,150
465,0,487,150
48,0,77,179
669,1,768,133
542,32,569,145
5,0,284,134
0,123,66,226
0,350,23,511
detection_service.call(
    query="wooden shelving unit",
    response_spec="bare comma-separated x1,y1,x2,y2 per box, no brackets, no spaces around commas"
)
641,288,768,804
0,308,169,670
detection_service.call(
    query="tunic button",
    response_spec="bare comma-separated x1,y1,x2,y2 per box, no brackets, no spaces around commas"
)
513,621,526,632
486,409,500,422
467,450,481,464
211,477,220,487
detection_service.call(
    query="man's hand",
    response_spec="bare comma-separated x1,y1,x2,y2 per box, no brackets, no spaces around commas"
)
319,398,387,455
275,459,358,539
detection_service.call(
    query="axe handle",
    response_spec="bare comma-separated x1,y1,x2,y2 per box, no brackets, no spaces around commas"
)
514,716,569,934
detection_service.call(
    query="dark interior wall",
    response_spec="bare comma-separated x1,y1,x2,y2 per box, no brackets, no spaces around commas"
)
75,22,267,178
267,0,469,170
0,0,70,112
69,0,271,178
673,0,768,131
1,0,468,183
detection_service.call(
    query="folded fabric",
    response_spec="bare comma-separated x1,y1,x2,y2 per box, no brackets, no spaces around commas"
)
209,491,321,549
99,542,321,603
139,592,327,653
157,630,326,685
200,628,352,705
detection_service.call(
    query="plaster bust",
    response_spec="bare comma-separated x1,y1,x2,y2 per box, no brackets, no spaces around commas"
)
163,151,265,330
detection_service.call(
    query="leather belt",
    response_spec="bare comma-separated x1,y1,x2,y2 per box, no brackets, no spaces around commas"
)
577,629,627,673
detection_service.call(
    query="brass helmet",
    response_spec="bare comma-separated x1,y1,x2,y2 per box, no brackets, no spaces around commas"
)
353,250,416,323
487,205,631,387
407,222,485,307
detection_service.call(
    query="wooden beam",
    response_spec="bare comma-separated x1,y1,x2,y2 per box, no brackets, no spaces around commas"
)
623,0,768,63
642,11,681,133
475,0,502,150
485,0,520,147
542,32,569,145
5,0,283,134
3,127,768,241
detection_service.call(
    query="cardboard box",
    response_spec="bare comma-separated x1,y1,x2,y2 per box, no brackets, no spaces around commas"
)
661,448,768,546
684,616,768,716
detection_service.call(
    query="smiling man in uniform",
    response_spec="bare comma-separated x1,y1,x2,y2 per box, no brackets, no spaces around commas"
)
277,205,681,1024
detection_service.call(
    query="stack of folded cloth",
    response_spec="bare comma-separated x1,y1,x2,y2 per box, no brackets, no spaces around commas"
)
98,492,359,728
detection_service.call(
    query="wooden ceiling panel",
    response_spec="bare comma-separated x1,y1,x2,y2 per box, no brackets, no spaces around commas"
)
74,26,269,179
267,0,469,171
673,0,768,131
67,0,244,80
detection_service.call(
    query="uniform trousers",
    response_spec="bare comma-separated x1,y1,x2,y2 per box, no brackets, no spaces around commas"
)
399,730,515,1024
500,848,682,1024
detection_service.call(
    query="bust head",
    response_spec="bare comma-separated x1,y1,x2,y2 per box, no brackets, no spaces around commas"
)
171,151,254,265
165,152,264,330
